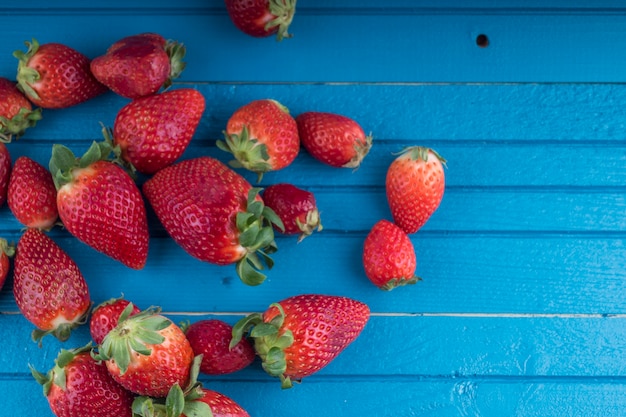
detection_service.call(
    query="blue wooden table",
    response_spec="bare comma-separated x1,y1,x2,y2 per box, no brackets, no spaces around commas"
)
2,1,626,415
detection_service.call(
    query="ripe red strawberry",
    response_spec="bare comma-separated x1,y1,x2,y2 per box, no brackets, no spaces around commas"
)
0,77,42,141
363,219,419,290
183,319,255,375
8,156,59,230
13,228,90,344
14,38,107,109
0,238,15,291
49,140,149,269
296,111,372,168
93,305,195,397
31,344,135,417
90,297,141,345
0,142,11,206
90,32,186,99
262,182,322,241
225,0,296,41
111,88,205,174
385,146,446,234
142,156,283,285
232,294,370,388
218,99,299,182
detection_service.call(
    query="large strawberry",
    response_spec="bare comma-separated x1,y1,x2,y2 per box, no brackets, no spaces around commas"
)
49,140,149,269
13,228,90,344
0,238,15,291
0,76,41,141
296,111,372,169
91,32,186,99
0,142,11,206
225,0,297,41
142,156,283,286
385,146,446,234
14,38,107,109
8,156,59,230
110,88,205,175
262,182,322,242
218,99,299,182
363,219,419,290
89,296,141,345
31,344,135,417
93,305,195,397
231,294,370,388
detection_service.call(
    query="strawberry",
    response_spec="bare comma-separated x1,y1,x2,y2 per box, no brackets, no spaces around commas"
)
189,389,250,417
110,88,205,175
183,319,255,375
0,77,42,141
93,305,195,397
14,38,107,109
8,156,59,230
262,182,322,241
385,146,446,234
225,0,296,41
218,99,299,182
90,32,186,99
31,344,135,417
0,238,15,291
0,142,11,206
363,219,420,290
13,228,90,344
142,156,284,286
90,296,141,345
49,140,150,269
296,111,372,169
231,294,370,388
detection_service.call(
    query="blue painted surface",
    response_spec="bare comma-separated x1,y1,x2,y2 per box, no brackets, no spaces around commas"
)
1,1,626,416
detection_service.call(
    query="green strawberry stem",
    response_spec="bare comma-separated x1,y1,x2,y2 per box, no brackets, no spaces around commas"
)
163,40,186,91
267,0,297,41
0,107,43,143
0,238,15,258
14,38,43,101
397,146,447,166
379,275,422,291
217,126,272,183
30,342,93,396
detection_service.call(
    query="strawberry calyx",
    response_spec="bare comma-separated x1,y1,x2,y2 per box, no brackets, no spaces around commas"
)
218,125,273,183
398,145,447,166
230,303,296,389
30,342,93,396
163,39,186,91
14,38,44,102
267,0,297,41
344,132,373,169
295,208,323,242
0,106,42,143
379,275,422,291
0,238,15,259
31,305,91,346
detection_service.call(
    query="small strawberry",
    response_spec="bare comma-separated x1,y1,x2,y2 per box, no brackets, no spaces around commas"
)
30,344,135,417
363,219,420,290
13,228,91,344
231,294,370,388
183,319,255,375
93,305,195,397
8,156,59,230
142,156,284,286
110,88,205,175
49,140,150,269
218,99,299,182
225,0,296,41
0,238,15,292
14,38,107,109
91,32,186,99
385,146,446,234
262,182,322,241
296,111,372,169
90,296,141,345
0,77,42,141
0,142,11,206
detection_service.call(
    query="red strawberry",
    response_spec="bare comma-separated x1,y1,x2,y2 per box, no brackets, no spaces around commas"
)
225,0,296,41
142,156,283,285
90,297,141,345
13,228,91,344
183,319,255,375
91,32,186,99
8,156,59,230
30,344,135,417
218,99,299,182
296,111,372,168
0,142,11,206
231,294,370,388
0,238,15,291
14,38,107,109
0,77,42,141
93,305,195,397
363,219,420,290
110,88,205,174
262,182,322,241
385,146,446,234
49,140,150,269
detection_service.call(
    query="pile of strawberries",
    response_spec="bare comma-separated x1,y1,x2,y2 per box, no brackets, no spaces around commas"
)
0,1,447,417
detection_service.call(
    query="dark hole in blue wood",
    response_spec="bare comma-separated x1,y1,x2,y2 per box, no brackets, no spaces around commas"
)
476,34,489,47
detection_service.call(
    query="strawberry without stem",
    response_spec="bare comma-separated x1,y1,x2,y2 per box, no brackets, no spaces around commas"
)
0,77,41,141
225,0,297,41
262,182,322,241
232,294,370,388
